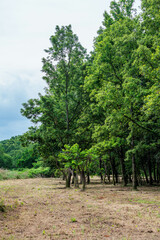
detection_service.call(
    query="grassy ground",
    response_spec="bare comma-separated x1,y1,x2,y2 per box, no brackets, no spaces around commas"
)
0,177,160,240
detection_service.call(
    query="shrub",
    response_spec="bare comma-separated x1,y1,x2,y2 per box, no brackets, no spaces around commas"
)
28,167,50,178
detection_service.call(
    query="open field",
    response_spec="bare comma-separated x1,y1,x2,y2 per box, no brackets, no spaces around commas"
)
0,178,160,240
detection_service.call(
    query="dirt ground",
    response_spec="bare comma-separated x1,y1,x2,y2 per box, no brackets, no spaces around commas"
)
0,178,160,240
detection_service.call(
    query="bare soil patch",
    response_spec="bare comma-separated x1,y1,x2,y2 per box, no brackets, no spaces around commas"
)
0,178,160,240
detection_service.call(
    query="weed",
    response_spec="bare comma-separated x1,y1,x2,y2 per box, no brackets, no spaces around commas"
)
87,204,93,208
71,217,77,222
34,211,37,216
81,225,85,234
137,211,142,218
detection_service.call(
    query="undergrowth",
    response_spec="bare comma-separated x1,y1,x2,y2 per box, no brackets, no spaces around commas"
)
0,167,50,180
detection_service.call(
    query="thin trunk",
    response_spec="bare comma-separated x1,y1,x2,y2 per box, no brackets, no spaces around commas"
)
131,136,137,190
99,157,103,183
81,170,86,191
128,175,132,183
120,146,127,186
80,172,82,184
72,169,74,184
109,151,115,185
148,152,153,185
66,169,72,188
130,105,137,190
107,167,111,183
157,162,160,183
153,163,156,182
63,173,66,180
87,171,90,184
142,163,149,184
72,176,74,184
103,162,107,183
74,170,79,188
115,169,118,184
108,174,110,183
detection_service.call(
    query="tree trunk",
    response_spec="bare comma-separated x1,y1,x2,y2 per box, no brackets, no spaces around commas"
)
157,162,160,183
148,152,153,185
115,169,118,184
153,163,156,182
130,105,137,190
142,163,149,184
81,170,86,191
109,151,115,185
74,170,79,188
103,162,108,183
79,171,82,184
87,171,90,184
63,173,66,180
107,167,111,183
131,137,137,190
99,157,103,183
72,170,74,184
120,146,127,186
66,169,72,188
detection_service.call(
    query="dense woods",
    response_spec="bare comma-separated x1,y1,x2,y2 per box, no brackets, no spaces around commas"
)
1,0,160,190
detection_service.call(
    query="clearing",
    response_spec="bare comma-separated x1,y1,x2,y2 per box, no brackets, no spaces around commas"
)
0,178,160,240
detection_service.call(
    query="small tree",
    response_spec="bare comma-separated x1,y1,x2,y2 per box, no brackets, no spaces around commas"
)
58,144,96,190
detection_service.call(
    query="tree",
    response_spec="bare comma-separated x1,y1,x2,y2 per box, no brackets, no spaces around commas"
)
84,0,143,188
21,25,88,186
58,144,97,190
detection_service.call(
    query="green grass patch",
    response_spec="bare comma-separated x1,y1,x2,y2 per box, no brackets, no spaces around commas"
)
0,167,51,180
129,198,160,206
0,169,29,180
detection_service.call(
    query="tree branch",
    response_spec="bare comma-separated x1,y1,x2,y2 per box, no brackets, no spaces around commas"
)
124,114,158,135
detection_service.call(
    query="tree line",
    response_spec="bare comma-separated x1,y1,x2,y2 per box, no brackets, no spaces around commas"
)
0,136,39,169
2,0,160,190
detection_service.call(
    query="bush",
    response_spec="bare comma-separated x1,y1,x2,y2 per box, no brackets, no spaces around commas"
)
28,167,51,178
0,167,51,180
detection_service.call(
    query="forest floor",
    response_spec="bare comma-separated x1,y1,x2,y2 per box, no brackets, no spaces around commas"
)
0,178,160,240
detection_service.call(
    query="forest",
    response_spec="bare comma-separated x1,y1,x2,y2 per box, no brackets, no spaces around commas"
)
1,0,160,191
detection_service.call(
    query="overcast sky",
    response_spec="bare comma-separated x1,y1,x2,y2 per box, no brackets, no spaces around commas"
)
0,0,141,141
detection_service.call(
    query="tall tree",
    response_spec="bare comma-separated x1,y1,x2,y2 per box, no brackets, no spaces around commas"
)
21,25,88,185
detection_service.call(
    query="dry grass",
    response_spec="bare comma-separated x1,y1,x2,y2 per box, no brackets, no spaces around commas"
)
0,177,160,240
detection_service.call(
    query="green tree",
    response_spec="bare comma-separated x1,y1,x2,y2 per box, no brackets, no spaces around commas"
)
21,25,88,186
84,0,145,189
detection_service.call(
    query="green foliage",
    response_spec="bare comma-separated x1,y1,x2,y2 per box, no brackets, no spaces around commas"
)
9,0,159,187
71,217,77,222
21,25,88,158
28,167,50,178
0,136,40,170
58,144,97,173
